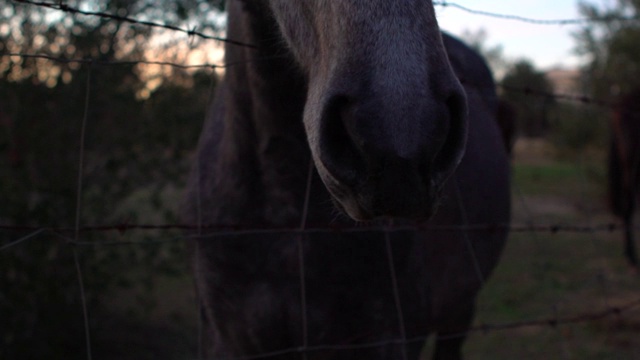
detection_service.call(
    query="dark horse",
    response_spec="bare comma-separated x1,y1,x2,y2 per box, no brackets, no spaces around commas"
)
609,88,640,268
182,1,511,359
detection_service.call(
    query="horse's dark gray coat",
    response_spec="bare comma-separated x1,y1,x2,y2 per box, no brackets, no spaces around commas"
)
183,1,510,359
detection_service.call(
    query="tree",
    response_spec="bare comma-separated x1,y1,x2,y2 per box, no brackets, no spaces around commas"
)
501,60,555,137
0,1,222,358
576,0,640,101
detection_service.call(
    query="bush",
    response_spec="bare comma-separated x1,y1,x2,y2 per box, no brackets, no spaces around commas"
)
547,102,608,157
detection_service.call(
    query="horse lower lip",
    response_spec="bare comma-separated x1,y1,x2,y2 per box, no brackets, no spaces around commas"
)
337,185,438,221
332,195,373,221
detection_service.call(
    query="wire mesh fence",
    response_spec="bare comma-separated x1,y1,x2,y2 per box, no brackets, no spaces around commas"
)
1,1,640,359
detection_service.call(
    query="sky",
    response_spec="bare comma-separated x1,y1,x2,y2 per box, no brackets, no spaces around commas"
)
434,0,587,70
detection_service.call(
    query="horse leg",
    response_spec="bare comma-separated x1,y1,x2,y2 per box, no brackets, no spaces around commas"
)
431,306,474,360
432,334,466,360
404,341,426,360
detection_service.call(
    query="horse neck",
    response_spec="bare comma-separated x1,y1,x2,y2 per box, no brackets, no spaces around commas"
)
219,3,319,226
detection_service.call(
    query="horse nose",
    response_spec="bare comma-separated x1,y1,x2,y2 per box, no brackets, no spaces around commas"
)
316,82,468,219
319,86,467,183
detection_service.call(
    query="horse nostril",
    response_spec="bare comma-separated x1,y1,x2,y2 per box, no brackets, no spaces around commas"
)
318,95,364,186
432,88,468,184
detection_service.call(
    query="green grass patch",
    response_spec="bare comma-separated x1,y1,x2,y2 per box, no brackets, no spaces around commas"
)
513,161,606,198
460,141,640,360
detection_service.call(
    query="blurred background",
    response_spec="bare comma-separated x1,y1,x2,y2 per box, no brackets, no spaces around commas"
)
1,0,639,359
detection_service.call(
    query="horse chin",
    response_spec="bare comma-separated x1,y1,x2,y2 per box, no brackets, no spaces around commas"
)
316,160,439,222
313,161,367,221
331,189,438,222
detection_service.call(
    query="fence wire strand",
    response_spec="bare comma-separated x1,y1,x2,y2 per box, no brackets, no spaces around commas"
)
434,0,640,25
73,61,93,360
4,0,635,109
384,227,409,360
296,159,315,360
152,298,640,360
1,222,635,242
0,52,618,109
12,0,256,48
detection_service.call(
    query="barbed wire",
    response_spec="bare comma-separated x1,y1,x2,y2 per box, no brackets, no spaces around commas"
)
186,294,640,360
14,0,640,30
0,222,631,251
6,0,627,108
141,290,637,360
11,0,256,48
433,0,640,25
2,52,224,69
0,221,628,235
497,83,610,106
0,52,616,108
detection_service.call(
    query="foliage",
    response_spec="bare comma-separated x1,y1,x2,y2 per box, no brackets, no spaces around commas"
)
501,60,556,138
0,1,221,358
576,0,640,100
547,102,609,157
563,0,640,164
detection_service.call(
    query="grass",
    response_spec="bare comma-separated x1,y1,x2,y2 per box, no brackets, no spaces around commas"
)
513,161,595,196
462,139,640,360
